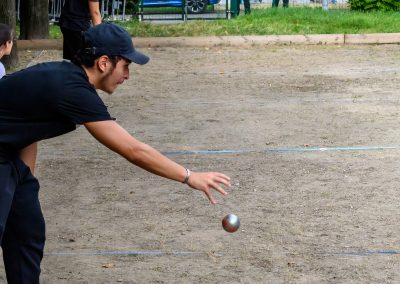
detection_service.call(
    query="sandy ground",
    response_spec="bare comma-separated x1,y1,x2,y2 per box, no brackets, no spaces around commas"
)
2,44,400,283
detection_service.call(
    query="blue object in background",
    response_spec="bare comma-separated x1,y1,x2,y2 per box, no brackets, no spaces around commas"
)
142,0,222,13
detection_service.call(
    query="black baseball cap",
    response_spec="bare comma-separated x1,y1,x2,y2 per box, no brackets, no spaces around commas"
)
84,23,149,65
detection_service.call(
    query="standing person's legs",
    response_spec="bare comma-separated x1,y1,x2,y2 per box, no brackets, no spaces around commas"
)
1,159,46,284
272,0,280,7
60,27,85,60
243,0,251,14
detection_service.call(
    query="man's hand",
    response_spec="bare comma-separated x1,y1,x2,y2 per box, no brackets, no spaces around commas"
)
186,172,231,204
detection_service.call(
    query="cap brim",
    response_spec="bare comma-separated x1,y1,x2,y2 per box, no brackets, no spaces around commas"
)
122,50,149,65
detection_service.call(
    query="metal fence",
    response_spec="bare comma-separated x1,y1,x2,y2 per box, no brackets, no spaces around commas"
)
138,0,229,21
21,0,349,23
138,0,349,21
46,0,134,22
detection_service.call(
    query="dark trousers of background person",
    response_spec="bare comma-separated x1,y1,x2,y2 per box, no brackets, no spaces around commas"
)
60,27,85,61
272,0,289,7
0,158,46,284
237,0,251,14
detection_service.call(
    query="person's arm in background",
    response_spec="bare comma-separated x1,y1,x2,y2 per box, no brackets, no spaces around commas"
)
88,0,102,26
19,142,38,175
84,120,231,204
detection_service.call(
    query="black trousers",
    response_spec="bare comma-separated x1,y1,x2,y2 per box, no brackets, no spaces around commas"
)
0,158,45,284
238,0,251,14
60,27,85,61
272,0,289,7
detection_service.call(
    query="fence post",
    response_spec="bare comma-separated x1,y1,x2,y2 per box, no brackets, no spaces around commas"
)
229,0,239,17
139,0,144,21
226,0,230,19
122,0,126,20
183,0,188,21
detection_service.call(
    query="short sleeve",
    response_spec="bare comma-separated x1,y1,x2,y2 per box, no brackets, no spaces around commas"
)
0,63,6,79
57,84,115,125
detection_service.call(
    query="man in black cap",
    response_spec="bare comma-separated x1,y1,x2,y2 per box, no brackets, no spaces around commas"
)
0,23,231,283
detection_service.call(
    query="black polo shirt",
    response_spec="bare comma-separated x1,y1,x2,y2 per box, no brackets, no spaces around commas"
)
0,61,113,156
60,0,95,31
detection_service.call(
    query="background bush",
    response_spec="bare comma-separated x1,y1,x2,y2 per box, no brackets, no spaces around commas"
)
348,0,400,11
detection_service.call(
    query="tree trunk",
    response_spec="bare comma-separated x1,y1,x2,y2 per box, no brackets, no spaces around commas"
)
0,0,18,70
20,0,49,39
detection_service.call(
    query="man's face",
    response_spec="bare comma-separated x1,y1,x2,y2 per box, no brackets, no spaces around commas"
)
99,57,131,94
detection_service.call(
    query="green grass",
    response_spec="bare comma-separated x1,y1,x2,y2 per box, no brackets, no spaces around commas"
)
48,7,400,38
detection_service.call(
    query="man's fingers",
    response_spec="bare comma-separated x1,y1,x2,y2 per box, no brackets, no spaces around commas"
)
217,173,231,184
212,174,231,194
190,171,232,204
205,190,217,204
217,177,231,188
212,183,228,195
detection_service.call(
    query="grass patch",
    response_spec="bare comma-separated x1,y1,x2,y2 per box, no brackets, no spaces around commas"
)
48,7,400,38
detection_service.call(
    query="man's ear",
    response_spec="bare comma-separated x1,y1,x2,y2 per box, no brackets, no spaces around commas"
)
97,55,110,72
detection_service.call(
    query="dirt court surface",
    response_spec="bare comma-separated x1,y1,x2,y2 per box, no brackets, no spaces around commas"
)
2,44,400,283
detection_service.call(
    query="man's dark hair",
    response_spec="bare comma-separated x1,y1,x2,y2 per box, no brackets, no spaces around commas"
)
0,23,12,46
71,50,121,68
71,34,122,68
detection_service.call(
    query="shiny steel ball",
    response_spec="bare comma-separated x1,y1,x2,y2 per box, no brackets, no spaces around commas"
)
222,214,240,233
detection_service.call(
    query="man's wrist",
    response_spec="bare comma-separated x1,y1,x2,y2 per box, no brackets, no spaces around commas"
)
182,168,191,184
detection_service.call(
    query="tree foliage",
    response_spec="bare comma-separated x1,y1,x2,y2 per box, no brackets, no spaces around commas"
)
348,0,400,11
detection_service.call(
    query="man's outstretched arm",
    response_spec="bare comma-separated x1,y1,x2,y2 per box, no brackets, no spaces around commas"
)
84,120,230,204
